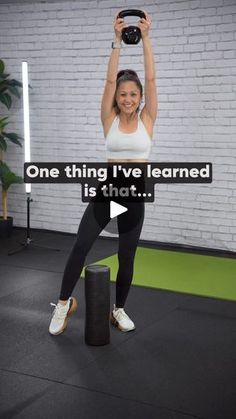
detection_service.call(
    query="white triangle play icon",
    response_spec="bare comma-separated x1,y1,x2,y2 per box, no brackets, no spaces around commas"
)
110,201,128,219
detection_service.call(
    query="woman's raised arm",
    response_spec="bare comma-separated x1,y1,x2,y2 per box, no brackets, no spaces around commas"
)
139,13,158,123
100,17,126,125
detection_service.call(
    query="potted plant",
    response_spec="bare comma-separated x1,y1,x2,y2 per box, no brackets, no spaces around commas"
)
0,58,24,238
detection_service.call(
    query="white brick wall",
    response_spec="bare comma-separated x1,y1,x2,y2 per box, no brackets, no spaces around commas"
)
0,0,236,251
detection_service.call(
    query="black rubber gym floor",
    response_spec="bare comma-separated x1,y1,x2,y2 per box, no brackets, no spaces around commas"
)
0,229,235,419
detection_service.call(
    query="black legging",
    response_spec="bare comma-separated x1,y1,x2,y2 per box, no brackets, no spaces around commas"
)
59,199,144,307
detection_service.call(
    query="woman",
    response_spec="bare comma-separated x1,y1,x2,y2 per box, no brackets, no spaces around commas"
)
49,11,157,335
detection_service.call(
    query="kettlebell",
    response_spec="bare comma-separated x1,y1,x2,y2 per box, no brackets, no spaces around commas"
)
117,9,146,45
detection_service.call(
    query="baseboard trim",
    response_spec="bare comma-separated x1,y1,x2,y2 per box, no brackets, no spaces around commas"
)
13,226,236,259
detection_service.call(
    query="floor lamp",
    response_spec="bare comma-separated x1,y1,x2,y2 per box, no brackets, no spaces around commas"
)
9,62,60,255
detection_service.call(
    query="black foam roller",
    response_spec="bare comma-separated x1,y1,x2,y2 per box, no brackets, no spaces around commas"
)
84,265,110,346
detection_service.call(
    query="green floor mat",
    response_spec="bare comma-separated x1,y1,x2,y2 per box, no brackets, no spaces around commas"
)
83,247,236,301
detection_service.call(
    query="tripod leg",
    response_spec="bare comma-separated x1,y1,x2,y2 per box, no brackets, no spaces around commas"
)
8,194,60,255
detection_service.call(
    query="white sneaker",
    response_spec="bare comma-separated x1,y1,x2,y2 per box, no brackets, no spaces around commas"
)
111,304,135,332
49,297,78,336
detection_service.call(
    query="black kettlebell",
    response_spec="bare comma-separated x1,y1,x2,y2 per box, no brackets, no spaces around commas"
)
117,9,146,45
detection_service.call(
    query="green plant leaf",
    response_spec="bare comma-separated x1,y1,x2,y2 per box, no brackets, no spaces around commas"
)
0,92,12,109
0,68,23,106
7,85,21,99
0,76,7,83
0,80,8,89
0,161,23,191
0,59,5,75
3,132,23,147
0,116,9,130
1,73,10,78
0,136,7,151
9,79,23,89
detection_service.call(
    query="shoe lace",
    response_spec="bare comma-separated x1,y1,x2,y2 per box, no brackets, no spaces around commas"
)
50,302,67,320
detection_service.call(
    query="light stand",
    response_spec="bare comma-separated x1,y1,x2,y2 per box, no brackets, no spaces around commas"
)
8,61,60,255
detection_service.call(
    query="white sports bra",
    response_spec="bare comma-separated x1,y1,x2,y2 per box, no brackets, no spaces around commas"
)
105,113,152,160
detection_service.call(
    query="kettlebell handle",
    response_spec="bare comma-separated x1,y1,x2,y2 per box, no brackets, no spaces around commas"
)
117,9,146,20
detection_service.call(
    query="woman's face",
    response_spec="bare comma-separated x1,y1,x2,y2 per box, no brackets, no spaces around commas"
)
115,81,141,115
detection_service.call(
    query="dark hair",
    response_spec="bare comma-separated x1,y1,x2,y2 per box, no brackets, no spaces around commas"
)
114,69,143,114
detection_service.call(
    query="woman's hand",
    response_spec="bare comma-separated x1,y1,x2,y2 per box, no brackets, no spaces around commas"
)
138,11,152,39
113,16,127,42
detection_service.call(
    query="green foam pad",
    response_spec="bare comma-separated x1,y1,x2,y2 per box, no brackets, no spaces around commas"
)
83,247,236,301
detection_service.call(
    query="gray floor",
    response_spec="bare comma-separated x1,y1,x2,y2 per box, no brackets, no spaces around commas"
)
0,229,236,419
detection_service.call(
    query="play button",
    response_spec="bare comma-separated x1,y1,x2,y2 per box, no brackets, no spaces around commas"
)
92,198,144,235
110,201,128,219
